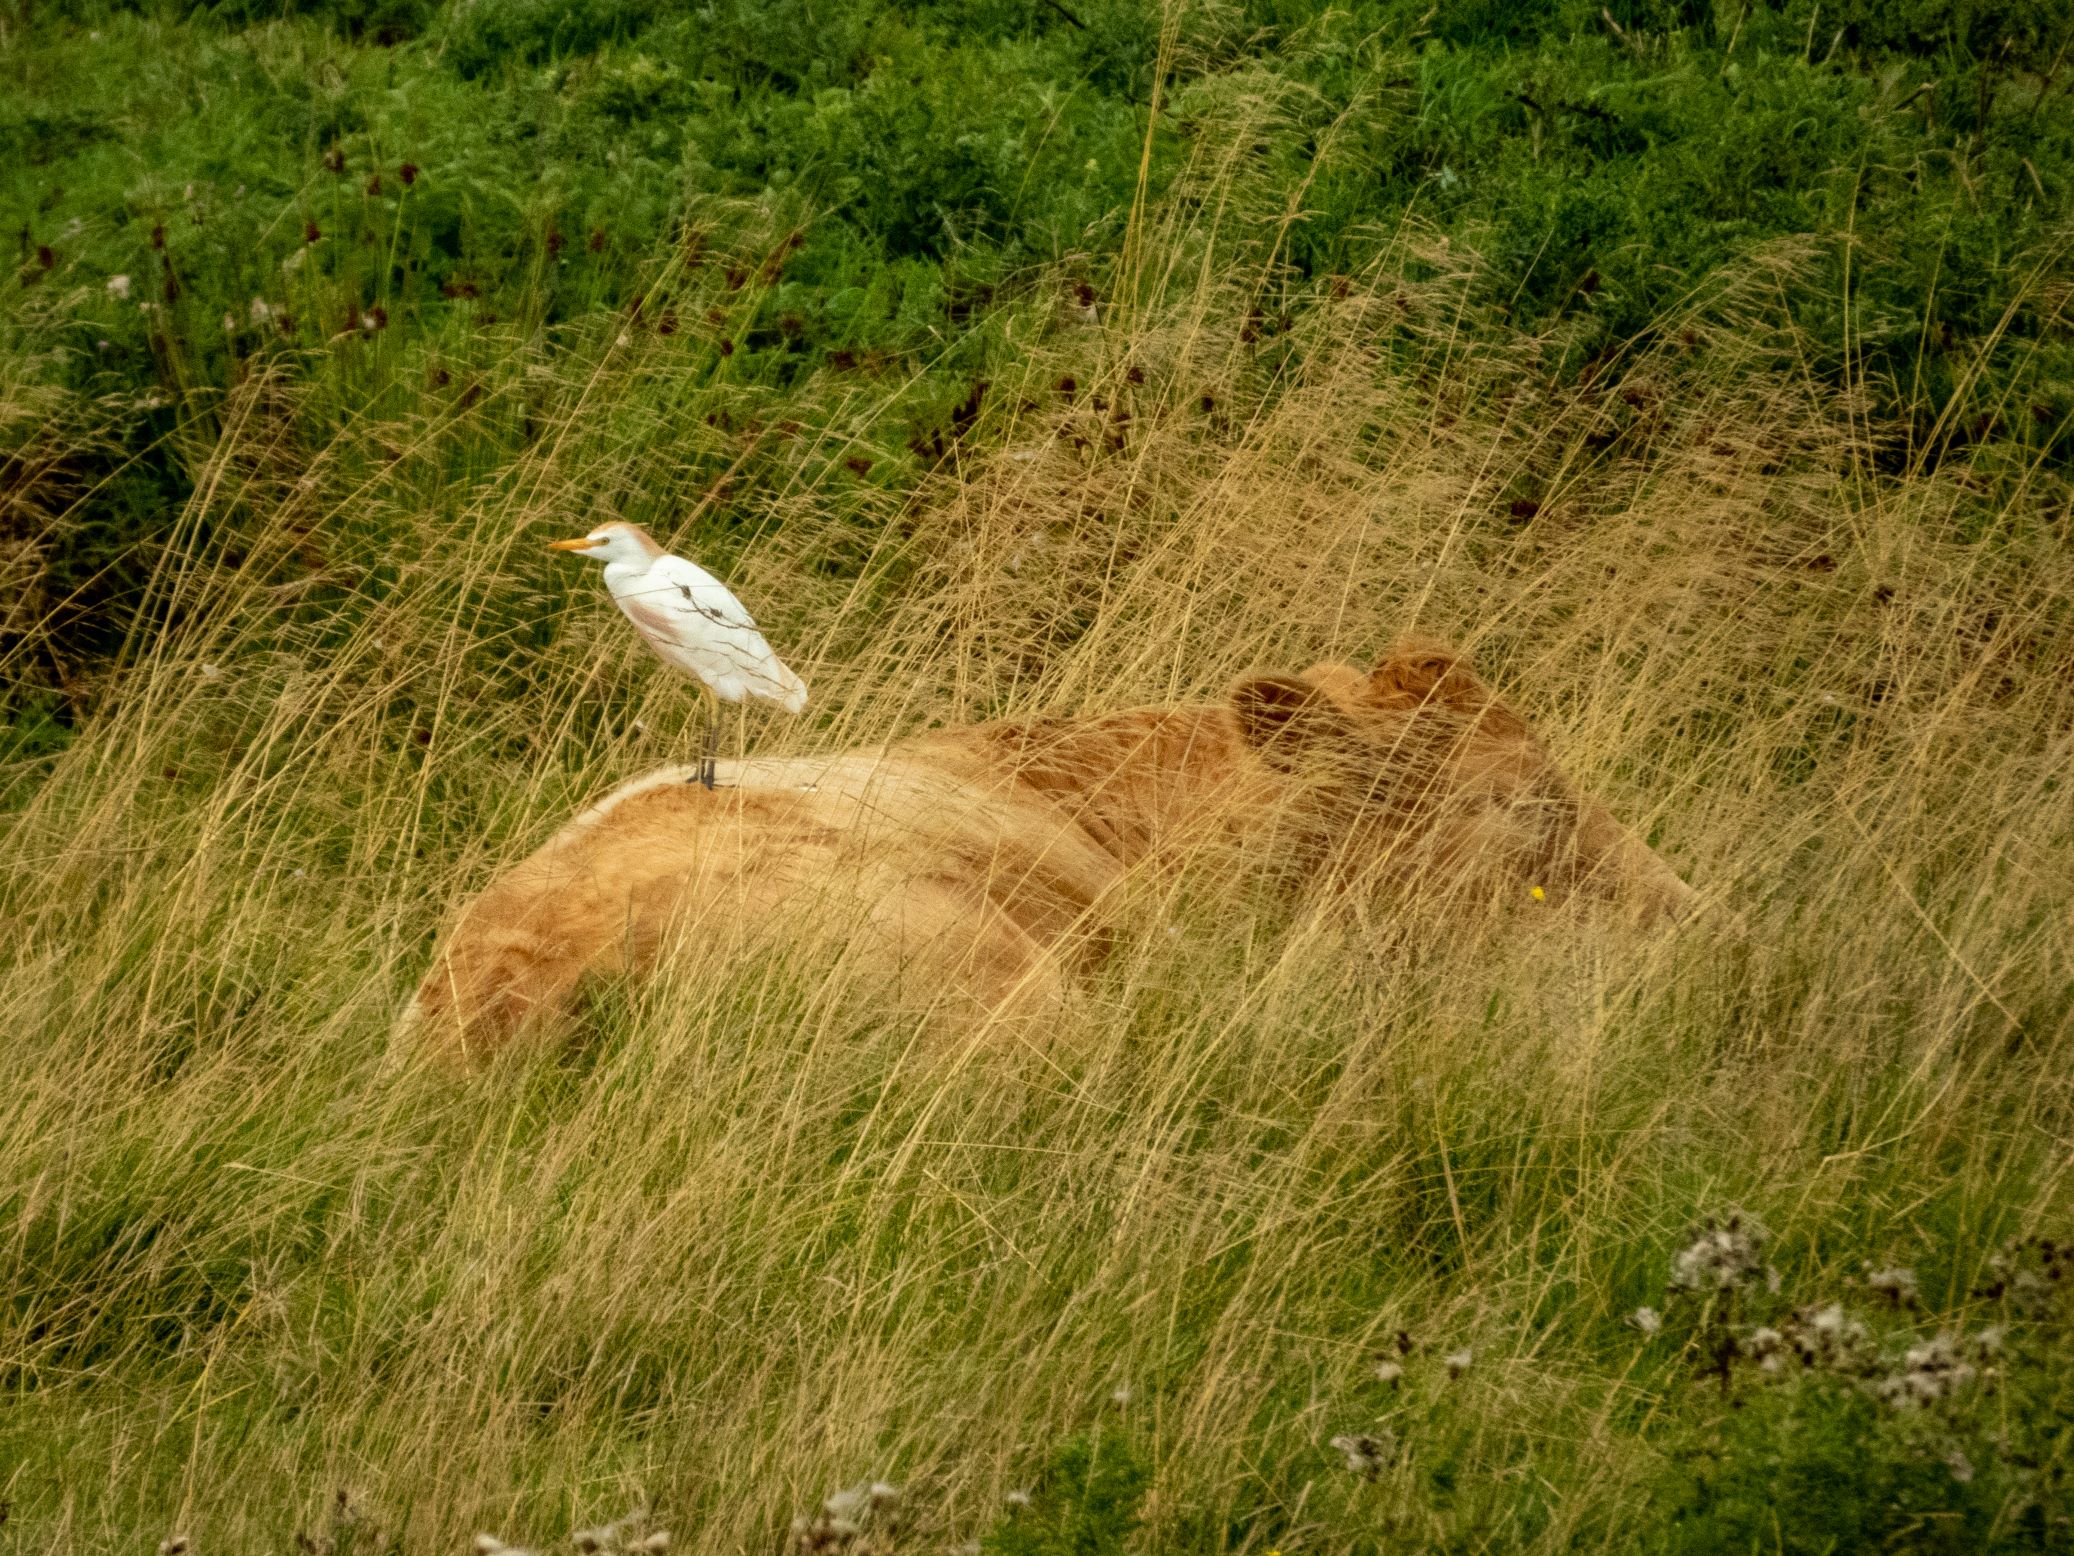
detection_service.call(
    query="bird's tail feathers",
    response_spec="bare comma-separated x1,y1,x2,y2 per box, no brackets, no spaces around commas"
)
772,665,808,715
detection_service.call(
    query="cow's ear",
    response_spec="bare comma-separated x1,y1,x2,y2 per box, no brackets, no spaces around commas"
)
1231,674,1357,770
1369,637,1490,710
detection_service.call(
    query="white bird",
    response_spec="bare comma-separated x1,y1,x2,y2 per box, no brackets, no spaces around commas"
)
549,521,806,788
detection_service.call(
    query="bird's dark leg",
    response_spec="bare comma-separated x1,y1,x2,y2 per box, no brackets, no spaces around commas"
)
700,717,717,790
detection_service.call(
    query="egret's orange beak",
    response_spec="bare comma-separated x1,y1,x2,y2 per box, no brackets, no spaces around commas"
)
547,537,594,553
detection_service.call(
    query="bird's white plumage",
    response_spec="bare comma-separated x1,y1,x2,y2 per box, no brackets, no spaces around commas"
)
553,523,807,714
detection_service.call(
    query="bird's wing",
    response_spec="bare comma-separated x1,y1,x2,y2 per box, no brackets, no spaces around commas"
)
646,553,760,631
610,555,804,709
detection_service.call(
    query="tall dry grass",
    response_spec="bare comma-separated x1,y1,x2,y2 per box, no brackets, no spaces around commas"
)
1,204,2070,1551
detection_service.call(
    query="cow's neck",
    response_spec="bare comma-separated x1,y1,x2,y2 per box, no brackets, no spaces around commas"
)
960,704,1264,867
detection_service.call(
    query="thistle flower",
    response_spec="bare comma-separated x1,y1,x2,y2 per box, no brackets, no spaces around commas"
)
1785,1302,1873,1372
1742,1326,1788,1373
1329,1430,1398,1478
1627,1306,1663,1336
1668,1211,1770,1294
794,1480,899,1552
1864,1266,1919,1307
1443,1348,1473,1379
1874,1333,1977,1411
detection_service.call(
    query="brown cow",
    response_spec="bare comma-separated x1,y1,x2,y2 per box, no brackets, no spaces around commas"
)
402,640,1696,1059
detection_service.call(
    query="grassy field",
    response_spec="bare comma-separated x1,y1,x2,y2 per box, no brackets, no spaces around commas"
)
4,2,2074,1552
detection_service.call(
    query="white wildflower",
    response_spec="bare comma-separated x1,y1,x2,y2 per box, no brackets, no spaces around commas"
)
1627,1306,1663,1336
249,296,275,325
1004,1489,1033,1509
1865,1265,1919,1306
1786,1302,1873,1371
1874,1332,1977,1411
1668,1210,1770,1294
1374,1359,1404,1385
108,273,132,300
1743,1326,1788,1372
1329,1429,1398,1478
796,1481,899,1551
1945,1446,1976,1484
1444,1348,1474,1379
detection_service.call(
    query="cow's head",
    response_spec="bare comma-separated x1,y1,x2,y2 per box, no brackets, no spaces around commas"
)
1230,639,1697,922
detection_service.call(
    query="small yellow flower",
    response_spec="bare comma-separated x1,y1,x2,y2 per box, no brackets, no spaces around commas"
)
1529,885,1546,902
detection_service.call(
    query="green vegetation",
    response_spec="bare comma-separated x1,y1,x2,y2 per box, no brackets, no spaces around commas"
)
7,0,2072,685
2,0,2072,1551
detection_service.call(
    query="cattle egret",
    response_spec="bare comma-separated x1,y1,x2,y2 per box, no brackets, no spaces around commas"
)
549,521,806,788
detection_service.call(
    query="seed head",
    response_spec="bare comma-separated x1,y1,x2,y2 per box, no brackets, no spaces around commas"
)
1864,1265,1919,1307
1784,1302,1874,1372
1668,1210,1770,1294
1329,1430,1398,1478
1874,1332,1977,1410
1742,1326,1786,1373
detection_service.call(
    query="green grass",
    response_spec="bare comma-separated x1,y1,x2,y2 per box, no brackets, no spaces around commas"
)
3,0,2074,1550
